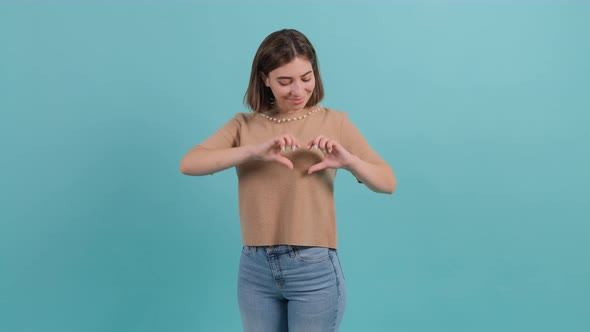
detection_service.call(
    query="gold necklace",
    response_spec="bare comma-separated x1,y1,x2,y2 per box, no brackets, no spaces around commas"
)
260,106,322,123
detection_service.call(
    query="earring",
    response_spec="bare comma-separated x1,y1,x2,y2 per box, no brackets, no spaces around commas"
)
268,88,275,105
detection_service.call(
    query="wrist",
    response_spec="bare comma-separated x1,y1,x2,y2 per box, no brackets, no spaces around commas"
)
343,154,361,172
246,144,261,162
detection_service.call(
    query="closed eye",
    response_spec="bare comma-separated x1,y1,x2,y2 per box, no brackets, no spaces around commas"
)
276,71,313,85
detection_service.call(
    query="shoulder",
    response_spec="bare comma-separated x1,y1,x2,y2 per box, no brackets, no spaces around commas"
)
320,106,366,137
232,111,257,120
320,106,352,124
228,111,259,125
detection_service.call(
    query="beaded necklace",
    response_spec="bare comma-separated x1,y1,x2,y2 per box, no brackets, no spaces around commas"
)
259,106,322,123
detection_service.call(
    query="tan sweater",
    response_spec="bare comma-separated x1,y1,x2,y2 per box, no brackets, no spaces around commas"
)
199,106,386,249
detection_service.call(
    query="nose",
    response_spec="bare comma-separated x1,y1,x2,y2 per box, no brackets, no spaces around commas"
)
290,80,304,95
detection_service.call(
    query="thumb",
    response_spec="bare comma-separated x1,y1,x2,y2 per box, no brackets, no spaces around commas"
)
275,156,294,170
307,161,327,174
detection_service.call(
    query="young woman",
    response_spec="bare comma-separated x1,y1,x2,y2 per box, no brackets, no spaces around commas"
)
180,29,396,332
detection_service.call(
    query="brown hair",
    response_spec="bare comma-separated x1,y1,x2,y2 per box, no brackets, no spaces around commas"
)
244,29,324,112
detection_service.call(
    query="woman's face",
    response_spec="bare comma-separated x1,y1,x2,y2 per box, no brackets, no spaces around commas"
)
263,56,315,113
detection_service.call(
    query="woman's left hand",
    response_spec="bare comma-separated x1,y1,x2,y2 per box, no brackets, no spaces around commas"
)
306,135,356,174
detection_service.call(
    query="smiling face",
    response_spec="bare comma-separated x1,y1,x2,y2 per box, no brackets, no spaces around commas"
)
262,57,315,114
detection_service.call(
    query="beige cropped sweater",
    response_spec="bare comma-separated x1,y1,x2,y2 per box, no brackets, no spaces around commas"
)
198,107,386,249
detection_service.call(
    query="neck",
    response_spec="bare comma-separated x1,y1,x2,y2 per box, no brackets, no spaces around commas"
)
259,106,322,124
271,106,307,116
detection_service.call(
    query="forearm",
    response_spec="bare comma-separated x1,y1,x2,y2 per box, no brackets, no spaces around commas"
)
179,145,255,176
344,155,397,194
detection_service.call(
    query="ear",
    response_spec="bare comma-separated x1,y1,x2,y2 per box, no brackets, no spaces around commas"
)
259,72,270,87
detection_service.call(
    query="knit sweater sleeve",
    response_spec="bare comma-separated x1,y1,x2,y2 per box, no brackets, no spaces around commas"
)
339,112,388,183
198,113,244,149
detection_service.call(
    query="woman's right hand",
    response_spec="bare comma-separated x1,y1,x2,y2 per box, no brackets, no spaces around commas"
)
252,134,300,170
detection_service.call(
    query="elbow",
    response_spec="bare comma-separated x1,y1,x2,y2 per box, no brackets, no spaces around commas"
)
180,146,204,175
383,172,397,195
179,160,189,175
385,180,397,195
179,154,210,176
179,157,194,175
364,165,397,194
371,178,396,195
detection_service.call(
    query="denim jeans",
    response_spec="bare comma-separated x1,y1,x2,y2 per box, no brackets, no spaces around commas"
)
238,245,346,332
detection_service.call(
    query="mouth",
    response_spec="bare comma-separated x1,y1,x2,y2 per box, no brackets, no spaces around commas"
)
290,97,306,105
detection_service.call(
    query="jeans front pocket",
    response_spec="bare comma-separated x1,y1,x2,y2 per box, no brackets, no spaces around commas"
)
329,249,346,281
241,245,256,256
294,246,330,263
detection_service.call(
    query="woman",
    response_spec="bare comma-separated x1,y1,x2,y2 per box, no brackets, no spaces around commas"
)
180,29,396,332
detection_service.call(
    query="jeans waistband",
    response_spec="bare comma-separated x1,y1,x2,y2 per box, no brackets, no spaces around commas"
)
243,245,335,254
243,245,296,254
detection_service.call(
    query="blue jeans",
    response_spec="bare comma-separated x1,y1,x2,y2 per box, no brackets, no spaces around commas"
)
238,245,346,332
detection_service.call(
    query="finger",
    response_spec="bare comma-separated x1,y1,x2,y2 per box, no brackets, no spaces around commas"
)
308,142,319,150
326,140,338,154
317,137,329,151
313,136,325,150
280,136,295,151
277,135,298,152
307,136,324,149
308,161,327,174
274,137,286,151
319,137,334,154
286,135,300,151
275,155,294,170
294,136,302,151
284,135,293,150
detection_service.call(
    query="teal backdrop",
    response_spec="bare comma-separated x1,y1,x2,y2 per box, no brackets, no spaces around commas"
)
1,1,589,331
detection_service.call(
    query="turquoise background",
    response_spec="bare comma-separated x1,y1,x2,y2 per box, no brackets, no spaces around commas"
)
1,1,589,331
